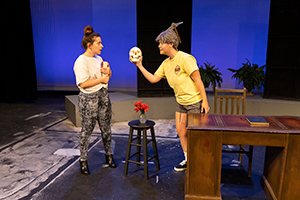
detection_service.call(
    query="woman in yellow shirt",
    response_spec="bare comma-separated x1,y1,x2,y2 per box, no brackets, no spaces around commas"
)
131,22,210,171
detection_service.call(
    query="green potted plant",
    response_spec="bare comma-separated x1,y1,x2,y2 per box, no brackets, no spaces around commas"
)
199,61,223,92
228,59,266,95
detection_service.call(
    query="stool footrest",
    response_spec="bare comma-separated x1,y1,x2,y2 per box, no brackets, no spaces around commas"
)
128,152,138,160
127,156,156,165
130,139,153,147
131,136,151,142
148,155,156,161
131,136,152,142
146,139,153,144
130,143,143,147
128,160,145,165
128,154,156,161
128,152,148,159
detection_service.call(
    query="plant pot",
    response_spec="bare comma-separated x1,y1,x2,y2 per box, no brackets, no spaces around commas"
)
246,91,255,96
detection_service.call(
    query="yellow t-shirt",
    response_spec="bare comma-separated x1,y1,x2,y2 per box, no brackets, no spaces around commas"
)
155,51,202,105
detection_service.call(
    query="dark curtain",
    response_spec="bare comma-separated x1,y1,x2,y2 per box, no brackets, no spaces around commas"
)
264,1,300,100
136,0,192,97
0,1,37,102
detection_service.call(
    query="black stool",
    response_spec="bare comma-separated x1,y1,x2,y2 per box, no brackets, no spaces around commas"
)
124,120,160,180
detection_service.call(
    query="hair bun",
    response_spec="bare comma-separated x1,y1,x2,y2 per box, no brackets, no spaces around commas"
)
83,25,94,36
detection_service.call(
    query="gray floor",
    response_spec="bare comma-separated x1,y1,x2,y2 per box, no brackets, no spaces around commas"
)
0,93,268,200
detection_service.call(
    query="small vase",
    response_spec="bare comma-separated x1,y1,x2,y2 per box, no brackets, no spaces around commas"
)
139,112,147,123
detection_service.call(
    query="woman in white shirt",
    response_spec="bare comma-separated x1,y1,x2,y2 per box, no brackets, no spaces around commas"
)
74,25,116,175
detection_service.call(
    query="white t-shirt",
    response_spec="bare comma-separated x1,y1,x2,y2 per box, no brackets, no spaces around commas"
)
73,54,107,93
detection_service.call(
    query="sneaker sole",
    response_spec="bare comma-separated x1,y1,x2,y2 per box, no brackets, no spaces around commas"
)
174,167,187,172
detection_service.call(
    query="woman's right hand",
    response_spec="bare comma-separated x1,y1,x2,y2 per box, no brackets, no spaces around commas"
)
130,56,143,68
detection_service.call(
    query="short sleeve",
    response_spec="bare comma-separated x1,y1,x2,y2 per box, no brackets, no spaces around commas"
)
154,60,167,79
74,57,89,88
183,56,198,76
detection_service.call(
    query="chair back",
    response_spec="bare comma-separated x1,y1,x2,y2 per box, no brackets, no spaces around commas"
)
214,87,246,115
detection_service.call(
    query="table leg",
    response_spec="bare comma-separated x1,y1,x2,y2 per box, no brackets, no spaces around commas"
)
262,134,300,200
185,130,222,200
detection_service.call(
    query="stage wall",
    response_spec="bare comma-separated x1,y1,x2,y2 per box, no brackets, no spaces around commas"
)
29,0,270,92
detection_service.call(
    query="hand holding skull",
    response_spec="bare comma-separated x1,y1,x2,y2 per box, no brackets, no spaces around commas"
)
129,47,143,67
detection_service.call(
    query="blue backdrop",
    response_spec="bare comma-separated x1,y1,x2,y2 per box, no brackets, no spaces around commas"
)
30,0,270,92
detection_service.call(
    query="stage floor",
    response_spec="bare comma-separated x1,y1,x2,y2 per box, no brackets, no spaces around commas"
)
0,92,270,200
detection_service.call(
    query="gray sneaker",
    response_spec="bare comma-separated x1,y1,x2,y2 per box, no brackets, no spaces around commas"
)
174,160,187,171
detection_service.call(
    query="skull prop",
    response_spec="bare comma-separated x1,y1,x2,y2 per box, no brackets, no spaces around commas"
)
129,47,142,62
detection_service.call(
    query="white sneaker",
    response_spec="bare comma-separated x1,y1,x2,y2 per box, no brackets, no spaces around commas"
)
174,160,187,171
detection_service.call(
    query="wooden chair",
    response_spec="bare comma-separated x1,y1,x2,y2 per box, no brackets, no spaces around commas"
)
214,87,253,177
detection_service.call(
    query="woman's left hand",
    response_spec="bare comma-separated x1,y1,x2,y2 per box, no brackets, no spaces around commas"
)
101,63,112,78
101,67,110,75
202,101,210,113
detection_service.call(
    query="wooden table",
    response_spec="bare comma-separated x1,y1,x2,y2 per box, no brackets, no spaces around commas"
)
185,114,300,200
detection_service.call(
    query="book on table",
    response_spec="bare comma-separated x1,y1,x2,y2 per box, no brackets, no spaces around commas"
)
246,116,269,126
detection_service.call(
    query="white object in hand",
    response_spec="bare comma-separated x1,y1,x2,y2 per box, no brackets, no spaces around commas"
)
102,61,108,68
129,47,142,62
101,61,109,83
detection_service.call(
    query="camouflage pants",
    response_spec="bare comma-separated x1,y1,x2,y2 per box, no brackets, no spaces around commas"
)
78,88,112,160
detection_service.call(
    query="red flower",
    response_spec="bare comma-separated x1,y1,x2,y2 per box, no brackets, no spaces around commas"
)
134,101,150,113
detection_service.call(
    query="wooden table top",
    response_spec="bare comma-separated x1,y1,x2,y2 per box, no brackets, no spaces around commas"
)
187,114,300,134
